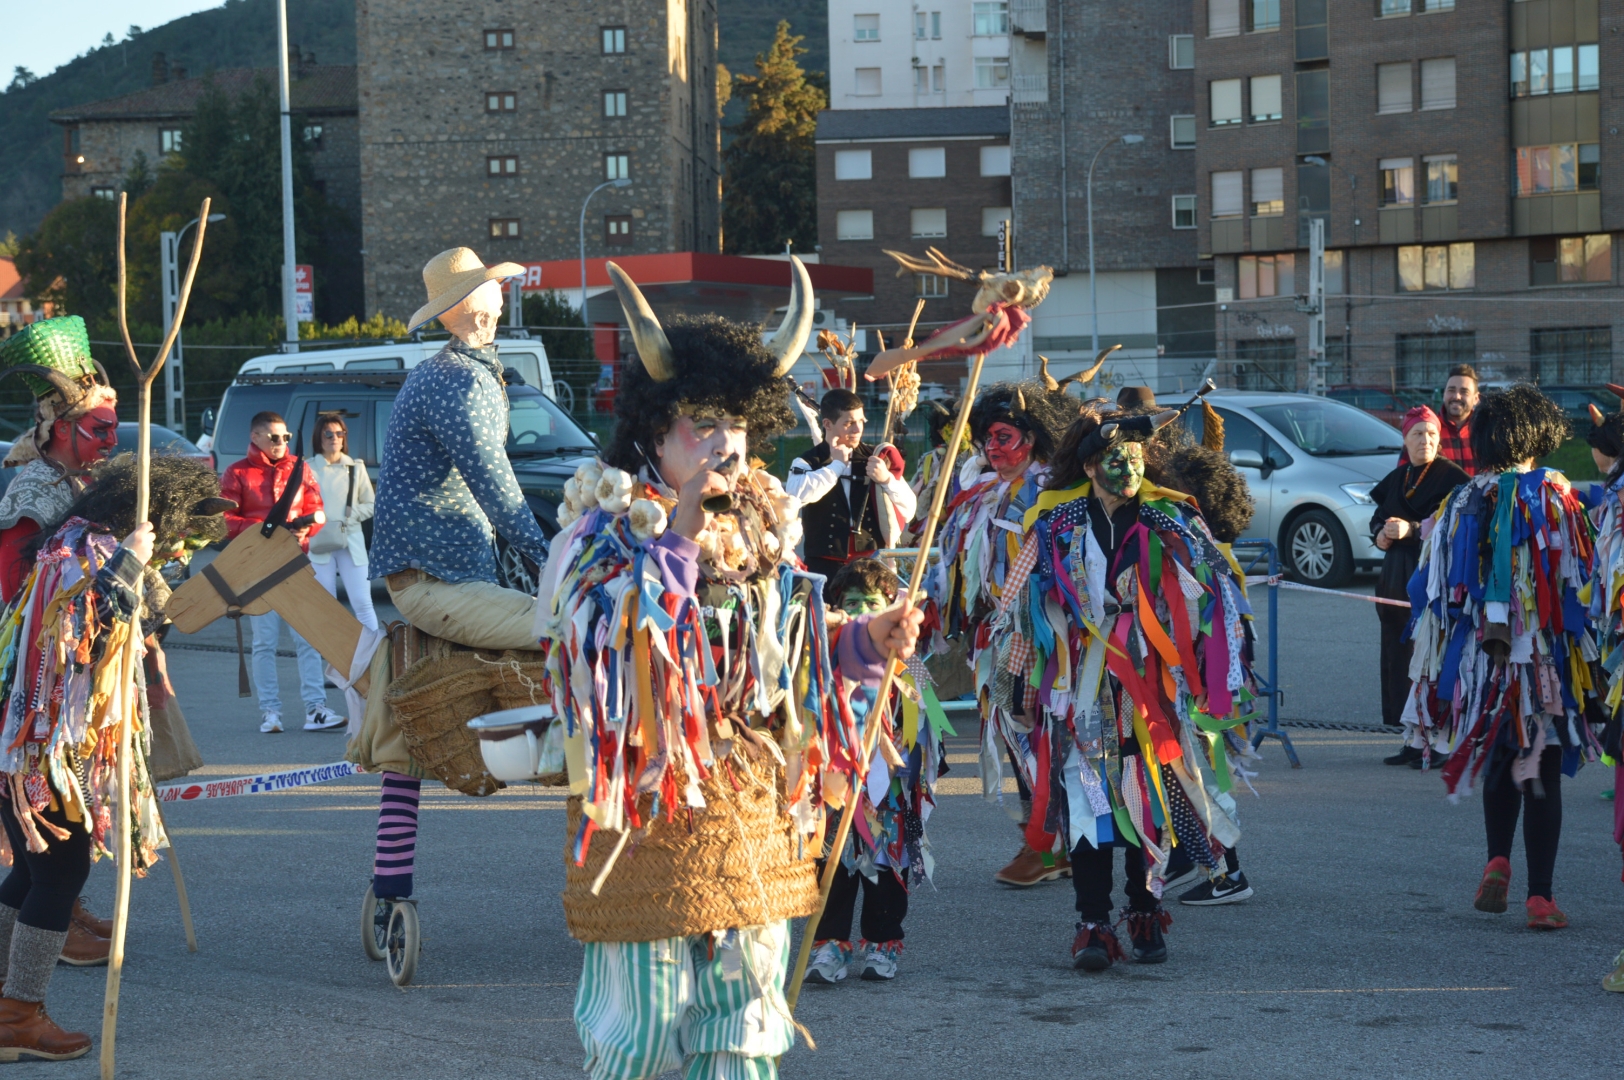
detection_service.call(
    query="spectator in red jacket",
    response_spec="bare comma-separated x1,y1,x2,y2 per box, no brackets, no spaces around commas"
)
219,411,343,735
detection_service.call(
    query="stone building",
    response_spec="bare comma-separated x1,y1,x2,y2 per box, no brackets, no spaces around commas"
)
1194,0,1622,393
356,0,721,322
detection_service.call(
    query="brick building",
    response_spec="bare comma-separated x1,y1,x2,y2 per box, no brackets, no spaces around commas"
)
1194,0,1622,394
356,0,721,322
1009,0,1216,394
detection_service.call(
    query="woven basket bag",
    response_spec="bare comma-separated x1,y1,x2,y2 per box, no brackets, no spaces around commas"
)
383,647,549,797
561,750,819,942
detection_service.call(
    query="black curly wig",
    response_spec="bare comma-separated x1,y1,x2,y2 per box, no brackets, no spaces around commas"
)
824,557,901,606
968,381,1077,463
602,315,798,474
41,453,230,552
1158,444,1255,543
1470,384,1570,473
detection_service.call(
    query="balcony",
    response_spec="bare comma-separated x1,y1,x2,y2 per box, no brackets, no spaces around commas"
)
1379,207,1416,245
1212,218,1246,254
1010,0,1046,37
1251,215,1287,252
1514,191,1602,235
1011,73,1048,104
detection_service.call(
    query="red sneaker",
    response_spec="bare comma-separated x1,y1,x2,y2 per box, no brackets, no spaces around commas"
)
1525,896,1568,930
1473,856,1511,913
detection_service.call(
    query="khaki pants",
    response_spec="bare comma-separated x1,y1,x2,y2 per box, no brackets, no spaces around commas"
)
386,571,539,651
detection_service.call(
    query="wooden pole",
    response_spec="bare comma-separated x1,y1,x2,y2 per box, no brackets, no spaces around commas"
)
102,193,211,1080
162,816,197,952
785,349,988,1016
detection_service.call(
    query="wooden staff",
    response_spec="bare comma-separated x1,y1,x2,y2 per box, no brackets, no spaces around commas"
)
102,193,211,1080
785,347,989,1015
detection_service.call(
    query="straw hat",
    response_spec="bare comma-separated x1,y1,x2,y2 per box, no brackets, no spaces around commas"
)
407,247,525,333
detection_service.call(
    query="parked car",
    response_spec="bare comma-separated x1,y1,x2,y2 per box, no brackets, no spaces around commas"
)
1180,390,1410,587
1538,385,1616,424
1325,385,1426,428
211,371,597,592
233,332,559,403
113,423,211,467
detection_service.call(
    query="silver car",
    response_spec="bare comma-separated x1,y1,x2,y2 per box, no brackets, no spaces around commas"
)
1179,390,1410,587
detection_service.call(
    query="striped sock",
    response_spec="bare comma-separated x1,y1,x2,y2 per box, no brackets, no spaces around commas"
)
372,772,420,900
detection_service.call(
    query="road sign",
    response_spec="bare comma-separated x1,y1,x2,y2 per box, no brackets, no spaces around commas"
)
294,263,314,322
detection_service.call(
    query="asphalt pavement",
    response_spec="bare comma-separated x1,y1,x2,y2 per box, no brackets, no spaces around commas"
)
32,575,1623,1079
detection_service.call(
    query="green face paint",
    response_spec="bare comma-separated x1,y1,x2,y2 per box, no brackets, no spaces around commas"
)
1097,442,1144,499
840,589,888,616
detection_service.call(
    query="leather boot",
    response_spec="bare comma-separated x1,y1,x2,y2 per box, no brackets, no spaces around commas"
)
0,997,91,1061
71,898,113,939
993,842,1070,886
58,923,110,967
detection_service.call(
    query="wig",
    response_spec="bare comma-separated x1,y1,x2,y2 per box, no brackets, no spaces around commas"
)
1469,384,1570,473
44,454,230,553
602,315,798,474
1158,444,1255,543
1046,410,1122,491
967,380,1077,463
824,556,901,606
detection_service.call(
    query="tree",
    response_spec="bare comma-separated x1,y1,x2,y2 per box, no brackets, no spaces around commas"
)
721,22,826,255
14,197,118,319
522,290,596,408
123,150,154,200
7,68,37,93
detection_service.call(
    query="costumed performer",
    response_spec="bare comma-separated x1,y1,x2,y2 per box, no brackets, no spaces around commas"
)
359,247,550,908
538,259,922,1080
904,400,956,541
0,454,230,1060
1402,384,1597,930
1011,407,1258,969
802,558,943,985
786,388,915,580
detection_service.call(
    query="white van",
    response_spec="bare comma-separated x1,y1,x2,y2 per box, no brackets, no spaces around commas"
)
232,333,557,400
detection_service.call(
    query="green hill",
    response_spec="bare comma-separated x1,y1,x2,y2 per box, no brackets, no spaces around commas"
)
0,0,826,242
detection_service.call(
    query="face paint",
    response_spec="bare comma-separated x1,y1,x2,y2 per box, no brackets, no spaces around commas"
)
840,589,888,617
1096,441,1144,499
983,421,1033,478
69,407,119,467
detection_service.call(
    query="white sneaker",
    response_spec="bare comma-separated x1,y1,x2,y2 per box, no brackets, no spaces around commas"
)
860,939,901,981
259,712,283,734
303,704,345,731
802,940,852,984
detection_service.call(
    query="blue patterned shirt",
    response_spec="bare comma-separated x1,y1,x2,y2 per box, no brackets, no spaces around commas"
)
369,340,549,584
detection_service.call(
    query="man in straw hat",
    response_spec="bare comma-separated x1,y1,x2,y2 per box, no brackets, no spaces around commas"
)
536,258,921,1080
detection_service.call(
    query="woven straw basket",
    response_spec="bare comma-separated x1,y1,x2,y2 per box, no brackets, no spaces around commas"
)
384,648,549,797
562,752,819,942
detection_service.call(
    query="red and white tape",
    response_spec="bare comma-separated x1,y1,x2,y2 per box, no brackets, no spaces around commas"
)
1244,575,1411,608
156,761,362,804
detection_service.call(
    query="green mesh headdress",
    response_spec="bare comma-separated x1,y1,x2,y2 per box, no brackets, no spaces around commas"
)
0,316,101,398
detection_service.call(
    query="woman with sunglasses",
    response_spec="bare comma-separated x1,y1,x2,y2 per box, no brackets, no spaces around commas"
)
307,413,378,634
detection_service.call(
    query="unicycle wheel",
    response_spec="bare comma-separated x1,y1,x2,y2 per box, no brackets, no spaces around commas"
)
385,900,420,986
361,886,387,961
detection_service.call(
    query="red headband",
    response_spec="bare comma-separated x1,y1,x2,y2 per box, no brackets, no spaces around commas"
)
1401,405,1440,438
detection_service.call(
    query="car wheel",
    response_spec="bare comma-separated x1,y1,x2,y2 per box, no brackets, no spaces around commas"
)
494,534,543,594
1282,508,1352,588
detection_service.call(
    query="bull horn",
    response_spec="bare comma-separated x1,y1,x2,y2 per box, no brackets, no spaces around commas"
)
1013,386,1027,414
766,255,815,376
1037,355,1059,392
0,364,88,406
1590,403,1607,427
91,358,112,387
606,261,676,382
1607,383,1624,402
193,497,237,517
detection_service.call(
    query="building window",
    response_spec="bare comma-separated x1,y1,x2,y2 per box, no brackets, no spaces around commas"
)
1238,253,1295,298
1512,45,1599,97
603,90,627,117
914,10,942,39
855,68,882,95
601,26,626,54
484,29,515,50
604,153,628,181
974,56,1010,89
854,14,880,41
982,206,1012,236
1170,115,1196,148
1423,155,1457,203
1210,0,1242,37
1530,234,1612,286
1531,327,1612,382
1423,0,1453,9
160,128,183,154
1380,0,1411,16
1515,143,1600,195
489,218,521,239
836,209,874,240
91,187,116,201
911,208,948,238
1377,63,1412,113
1250,75,1282,122
1210,79,1243,126
916,273,949,298
1251,168,1284,216
1397,332,1476,389
1420,57,1456,109
1249,0,1281,32
1397,243,1475,291
973,2,1009,35
980,145,1011,176
1212,170,1244,217
1324,250,1345,293
605,215,633,245
909,147,947,178
302,123,324,148
1197,265,1216,285
1381,158,1415,205
488,91,518,112
1234,341,1297,391
1173,194,1198,229
487,155,518,176
834,149,873,180
1169,34,1195,69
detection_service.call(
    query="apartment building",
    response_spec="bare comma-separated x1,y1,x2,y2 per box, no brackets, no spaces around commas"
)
827,0,1014,108
1194,0,1622,393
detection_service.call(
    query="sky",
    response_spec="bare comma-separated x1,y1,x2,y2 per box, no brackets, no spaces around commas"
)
2,1,225,86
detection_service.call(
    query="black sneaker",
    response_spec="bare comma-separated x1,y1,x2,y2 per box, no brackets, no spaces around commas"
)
1122,907,1169,964
1070,923,1119,972
1384,745,1422,766
1179,871,1254,906
1163,851,1200,891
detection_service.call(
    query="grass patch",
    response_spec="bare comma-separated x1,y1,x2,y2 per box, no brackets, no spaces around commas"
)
1540,438,1600,482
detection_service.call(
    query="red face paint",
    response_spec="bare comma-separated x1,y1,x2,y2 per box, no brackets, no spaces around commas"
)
73,407,120,465
983,421,1032,479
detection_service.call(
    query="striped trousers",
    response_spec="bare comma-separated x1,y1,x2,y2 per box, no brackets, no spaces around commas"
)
574,921,794,1080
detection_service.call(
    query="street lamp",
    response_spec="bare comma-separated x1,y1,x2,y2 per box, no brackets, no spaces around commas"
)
160,211,226,431
579,177,632,319
1086,133,1144,358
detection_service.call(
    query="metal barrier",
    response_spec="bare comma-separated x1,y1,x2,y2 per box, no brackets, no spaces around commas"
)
1229,539,1300,768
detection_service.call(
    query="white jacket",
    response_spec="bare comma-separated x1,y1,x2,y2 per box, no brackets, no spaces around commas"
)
308,454,375,565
